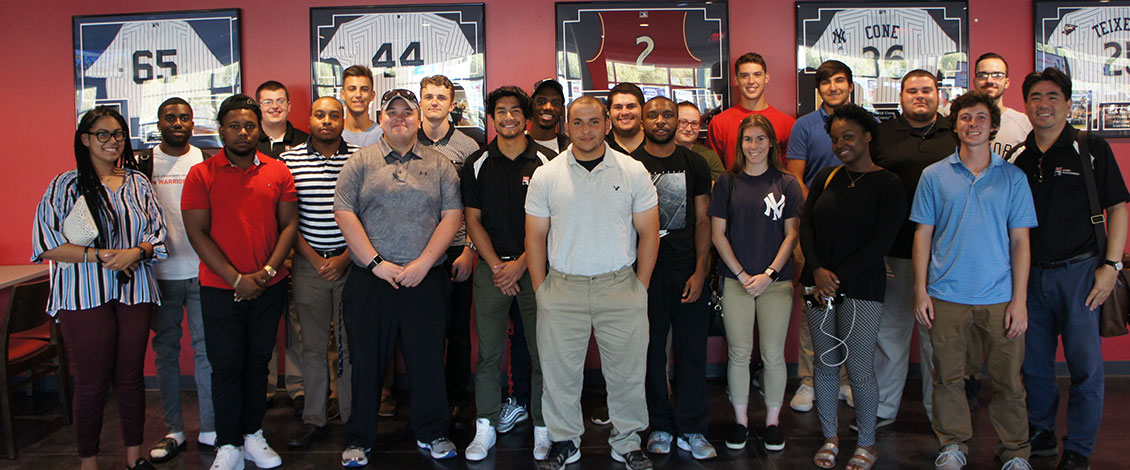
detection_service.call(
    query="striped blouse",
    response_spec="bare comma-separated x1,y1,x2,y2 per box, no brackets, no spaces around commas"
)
31,169,168,317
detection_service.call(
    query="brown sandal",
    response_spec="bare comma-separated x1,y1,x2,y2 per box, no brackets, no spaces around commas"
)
813,441,838,469
847,447,878,470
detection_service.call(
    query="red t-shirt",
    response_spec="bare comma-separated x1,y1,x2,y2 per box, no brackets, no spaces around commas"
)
707,104,795,168
181,150,297,289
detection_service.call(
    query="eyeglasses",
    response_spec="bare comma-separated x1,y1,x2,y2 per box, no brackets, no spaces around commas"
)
677,119,701,129
382,89,417,102
259,99,288,107
87,130,127,143
975,72,1007,80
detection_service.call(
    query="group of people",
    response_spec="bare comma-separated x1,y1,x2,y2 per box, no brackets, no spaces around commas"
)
31,50,1124,470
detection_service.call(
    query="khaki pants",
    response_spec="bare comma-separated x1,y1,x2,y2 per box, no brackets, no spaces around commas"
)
537,266,648,454
929,298,1029,460
721,279,793,407
292,255,351,426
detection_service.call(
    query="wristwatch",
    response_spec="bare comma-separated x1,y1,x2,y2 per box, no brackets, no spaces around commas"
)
367,254,385,271
263,265,278,278
764,267,780,281
1104,259,1123,271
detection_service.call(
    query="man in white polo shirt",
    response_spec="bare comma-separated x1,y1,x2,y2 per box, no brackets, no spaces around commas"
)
526,96,660,470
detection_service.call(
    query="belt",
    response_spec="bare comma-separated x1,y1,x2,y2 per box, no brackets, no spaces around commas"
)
1035,253,1096,270
315,247,347,258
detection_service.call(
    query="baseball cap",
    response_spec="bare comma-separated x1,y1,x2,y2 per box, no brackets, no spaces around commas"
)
532,78,564,96
380,89,420,112
216,94,262,123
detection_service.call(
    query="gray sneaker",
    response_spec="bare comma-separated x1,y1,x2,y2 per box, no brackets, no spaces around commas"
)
417,437,457,460
610,449,653,470
646,431,672,454
935,446,967,470
497,397,529,433
676,433,717,460
341,446,369,468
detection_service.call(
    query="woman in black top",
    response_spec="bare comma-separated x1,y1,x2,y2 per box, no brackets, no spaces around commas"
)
800,104,904,470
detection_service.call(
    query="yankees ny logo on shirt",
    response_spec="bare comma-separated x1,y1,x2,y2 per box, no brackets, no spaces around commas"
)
764,193,786,220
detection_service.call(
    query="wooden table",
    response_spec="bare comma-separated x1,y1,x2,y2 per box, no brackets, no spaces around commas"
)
0,265,49,290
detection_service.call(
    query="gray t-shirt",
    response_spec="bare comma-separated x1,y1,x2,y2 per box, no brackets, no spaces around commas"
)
334,138,462,266
525,145,658,276
997,106,1032,161
342,122,384,148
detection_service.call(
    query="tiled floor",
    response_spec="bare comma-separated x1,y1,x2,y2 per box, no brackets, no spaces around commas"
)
4,377,1127,469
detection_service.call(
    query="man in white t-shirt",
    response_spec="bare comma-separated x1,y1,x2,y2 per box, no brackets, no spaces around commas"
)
973,53,1033,159
142,97,215,463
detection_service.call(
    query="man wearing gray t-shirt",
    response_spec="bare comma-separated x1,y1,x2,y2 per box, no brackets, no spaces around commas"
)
334,89,462,468
526,96,660,470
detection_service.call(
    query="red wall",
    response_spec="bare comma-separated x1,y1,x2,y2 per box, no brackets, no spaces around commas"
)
3,0,1130,370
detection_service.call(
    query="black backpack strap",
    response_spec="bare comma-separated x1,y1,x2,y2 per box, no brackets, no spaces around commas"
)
135,148,155,180
1075,131,1108,254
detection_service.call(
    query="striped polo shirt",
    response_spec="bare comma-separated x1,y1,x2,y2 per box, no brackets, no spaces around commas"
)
281,139,359,251
31,169,169,316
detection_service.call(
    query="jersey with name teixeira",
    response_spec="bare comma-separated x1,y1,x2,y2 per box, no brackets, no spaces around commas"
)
320,13,474,94
584,10,703,90
1045,7,1130,102
86,21,224,121
809,8,956,106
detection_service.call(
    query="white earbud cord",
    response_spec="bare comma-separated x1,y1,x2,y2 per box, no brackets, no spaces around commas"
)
817,297,855,368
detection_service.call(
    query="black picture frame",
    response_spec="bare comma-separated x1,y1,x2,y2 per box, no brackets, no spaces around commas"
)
555,1,730,122
1035,1,1130,137
310,4,486,143
796,1,969,120
73,9,242,149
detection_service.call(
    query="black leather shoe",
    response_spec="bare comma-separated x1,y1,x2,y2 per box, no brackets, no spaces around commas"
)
288,424,326,448
1057,450,1091,470
148,437,185,463
451,404,471,430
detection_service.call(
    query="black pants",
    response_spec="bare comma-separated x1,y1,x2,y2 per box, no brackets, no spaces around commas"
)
444,245,473,405
201,281,286,447
644,263,710,434
343,265,451,447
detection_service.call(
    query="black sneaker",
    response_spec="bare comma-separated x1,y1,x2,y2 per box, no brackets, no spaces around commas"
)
965,377,981,411
1056,450,1090,470
724,423,748,450
761,425,784,452
1029,428,1058,457
538,441,580,470
610,450,653,470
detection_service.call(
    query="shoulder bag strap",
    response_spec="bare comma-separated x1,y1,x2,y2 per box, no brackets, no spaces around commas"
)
823,165,844,191
1075,131,1108,253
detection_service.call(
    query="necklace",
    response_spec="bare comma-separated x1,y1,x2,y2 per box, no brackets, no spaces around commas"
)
845,164,878,188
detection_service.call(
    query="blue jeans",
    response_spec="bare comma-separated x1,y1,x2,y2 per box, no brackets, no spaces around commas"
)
152,278,215,434
1023,257,1104,456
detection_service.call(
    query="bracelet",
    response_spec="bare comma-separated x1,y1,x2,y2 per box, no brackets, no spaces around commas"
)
83,247,89,263
136,246,147,259
233,274,243,290
736,269,746,277
95,248,102,264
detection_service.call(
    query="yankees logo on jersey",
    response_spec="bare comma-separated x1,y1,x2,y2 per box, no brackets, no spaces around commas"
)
1045,7,1130,102
809,8,957,106
85,20,224,127
319,12,475,94
763,193,786,220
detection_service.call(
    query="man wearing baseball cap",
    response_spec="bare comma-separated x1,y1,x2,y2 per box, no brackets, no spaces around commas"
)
334,89,463,467
528,79,569,152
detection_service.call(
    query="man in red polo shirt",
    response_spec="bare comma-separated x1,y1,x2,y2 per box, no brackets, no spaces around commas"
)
182,94,298,470
707,52,795,168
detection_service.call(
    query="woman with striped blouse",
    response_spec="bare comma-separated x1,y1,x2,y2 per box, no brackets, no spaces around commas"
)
31,106,167,470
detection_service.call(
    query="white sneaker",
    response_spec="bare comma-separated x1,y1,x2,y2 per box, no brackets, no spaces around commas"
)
242,429,282,469
790,384,815,412
839,384,855,408
1001,457,1033,470
935,446,967,470
209,445,244,470
465,418,496,461
533,426,551,460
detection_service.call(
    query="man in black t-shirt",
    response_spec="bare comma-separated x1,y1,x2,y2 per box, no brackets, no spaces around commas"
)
630,97,715,460
1011,68,1129,470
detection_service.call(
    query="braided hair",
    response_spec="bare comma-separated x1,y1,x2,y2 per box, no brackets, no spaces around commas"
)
73,106,139,248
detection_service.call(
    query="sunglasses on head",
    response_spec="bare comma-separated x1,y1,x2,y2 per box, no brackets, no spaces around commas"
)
382,89,417,102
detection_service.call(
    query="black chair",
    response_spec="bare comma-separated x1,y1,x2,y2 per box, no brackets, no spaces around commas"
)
1,278,72,459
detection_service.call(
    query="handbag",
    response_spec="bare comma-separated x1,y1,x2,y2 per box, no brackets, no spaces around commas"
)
63,194,99,247
1074,132,1130,337
705,174,734,337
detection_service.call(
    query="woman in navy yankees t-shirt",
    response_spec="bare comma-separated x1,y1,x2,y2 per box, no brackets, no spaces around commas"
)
708,114,802,453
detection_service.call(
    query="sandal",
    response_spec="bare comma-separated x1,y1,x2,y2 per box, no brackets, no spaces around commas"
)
813,440,838,469
847,447,878,470
148,437,185,463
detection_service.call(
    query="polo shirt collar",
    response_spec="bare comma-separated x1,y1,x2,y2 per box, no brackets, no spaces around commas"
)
376,137,424,164
302,137,353,157
487,136,543,161
567,143,618,171
818,105,831,122
259,121,297,145
417,124,456,145
946,149,1006,171
216,149,262,167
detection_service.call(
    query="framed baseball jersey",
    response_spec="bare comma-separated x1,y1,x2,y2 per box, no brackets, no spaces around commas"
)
311,4,486,142
796,2,969,119
73,10,241,149
556,2,729,121
1036,1,1130,137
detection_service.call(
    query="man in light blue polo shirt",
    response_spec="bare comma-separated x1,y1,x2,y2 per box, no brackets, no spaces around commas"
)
910,91,1037,470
